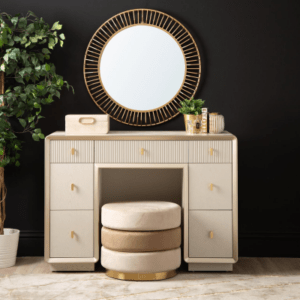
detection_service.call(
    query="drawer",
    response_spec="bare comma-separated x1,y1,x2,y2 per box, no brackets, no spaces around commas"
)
189,164,232,210
189,211,233,258
50,164,93,210
50,210,93,258
50,140,94,163
189,141,232,163
95,141,188,163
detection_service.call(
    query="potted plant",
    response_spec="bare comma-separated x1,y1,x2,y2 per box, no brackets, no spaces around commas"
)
178,97,205,134
0,11,73,268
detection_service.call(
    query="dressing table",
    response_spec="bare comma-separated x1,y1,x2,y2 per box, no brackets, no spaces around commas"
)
44,131,238,271
45,8,238,272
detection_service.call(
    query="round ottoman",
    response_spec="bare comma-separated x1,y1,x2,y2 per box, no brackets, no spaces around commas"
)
101,201,181,281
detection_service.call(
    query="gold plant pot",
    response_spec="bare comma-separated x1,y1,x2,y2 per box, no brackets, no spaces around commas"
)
184,114,202,134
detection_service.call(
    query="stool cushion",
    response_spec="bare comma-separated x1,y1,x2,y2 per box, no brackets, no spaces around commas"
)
101,201,181,231
101,246,181,273
101,226,181,252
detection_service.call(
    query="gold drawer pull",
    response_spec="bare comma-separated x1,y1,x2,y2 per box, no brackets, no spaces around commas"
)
71,148,75,155
210,231,214,239
71,231,74,239
79,117,95,125
209,148,213,156
71,183,75,191
209,183,213,191
141,148,144,155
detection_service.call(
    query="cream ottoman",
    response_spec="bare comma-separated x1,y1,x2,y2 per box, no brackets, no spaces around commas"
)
101,201,181,281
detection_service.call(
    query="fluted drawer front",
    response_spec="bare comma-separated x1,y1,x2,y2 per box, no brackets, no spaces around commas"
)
95,141,188,163
50,140,94,163
189,141,232,163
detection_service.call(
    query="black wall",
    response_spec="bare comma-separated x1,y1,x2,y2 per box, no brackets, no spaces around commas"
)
2,0,300,257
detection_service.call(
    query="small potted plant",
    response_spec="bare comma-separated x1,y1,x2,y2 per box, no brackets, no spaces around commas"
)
178,97,205,134
0,11,73,268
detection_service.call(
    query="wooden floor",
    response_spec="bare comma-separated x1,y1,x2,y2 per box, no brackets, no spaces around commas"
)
0,257,300,299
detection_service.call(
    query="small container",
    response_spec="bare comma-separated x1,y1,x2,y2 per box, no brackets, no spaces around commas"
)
184,114,202,134
201,108,208,133
209,113,225,133
66,114,110,135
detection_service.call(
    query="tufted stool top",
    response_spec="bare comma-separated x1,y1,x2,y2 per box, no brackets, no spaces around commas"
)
101,201,181,231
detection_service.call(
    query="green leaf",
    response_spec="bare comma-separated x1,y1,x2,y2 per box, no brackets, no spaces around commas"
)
14,36,22,42
30,36,38,43
34,128,41,133
59,33,65,40
19,118,26,128
48,38,55,49
34,102,41,108
60,40,63,47
15,77,25,84
11,17,18,26
38,133,45,139
32,133,39,141
42,48,51,54
45,63,51,71
28,116,35,123
37,85,44,90
15,161,20,167
18,17,27,28
51,21,62,30
25,41,31,48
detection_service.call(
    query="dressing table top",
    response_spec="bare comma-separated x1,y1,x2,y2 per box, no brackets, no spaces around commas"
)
46,131,236,141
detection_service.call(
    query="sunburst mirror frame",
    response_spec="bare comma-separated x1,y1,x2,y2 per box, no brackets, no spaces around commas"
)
84,9,201,126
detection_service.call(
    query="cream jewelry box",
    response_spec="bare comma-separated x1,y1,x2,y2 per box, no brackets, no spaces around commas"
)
65,114,110,135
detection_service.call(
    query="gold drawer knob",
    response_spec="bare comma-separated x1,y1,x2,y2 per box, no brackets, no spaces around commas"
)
71,148,75,155
71,231,74,239
209,231,214,239
209,183,213,191
141,148,145,155
71,183,75,191
209,148,213,156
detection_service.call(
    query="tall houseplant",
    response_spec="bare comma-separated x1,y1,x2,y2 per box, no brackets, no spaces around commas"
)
0,11,73,266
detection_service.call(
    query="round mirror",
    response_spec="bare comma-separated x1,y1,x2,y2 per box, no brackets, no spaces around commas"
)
84,9,201,126
100,25,185,111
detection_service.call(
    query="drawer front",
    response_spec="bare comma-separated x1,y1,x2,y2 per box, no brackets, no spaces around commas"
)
95,141,188,163
189,141,232,163
50,210,93,258
189,164,232,210
189,211,233,258
50,140,94,163
50,164,93,210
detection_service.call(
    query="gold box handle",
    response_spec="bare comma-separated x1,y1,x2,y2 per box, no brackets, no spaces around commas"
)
209,183,213,191
71,231,74,239
71,183,75,191
141,148,144,155
209,231,214,239
209,148,214,156
79,117,96,125
71,148,75,155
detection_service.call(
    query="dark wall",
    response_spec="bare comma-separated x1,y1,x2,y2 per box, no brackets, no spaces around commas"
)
2,0,300,257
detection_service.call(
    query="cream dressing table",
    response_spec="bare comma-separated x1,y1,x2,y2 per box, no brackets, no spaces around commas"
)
44,131,238,272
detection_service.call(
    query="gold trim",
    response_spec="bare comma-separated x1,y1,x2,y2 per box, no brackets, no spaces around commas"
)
105,270,177,281
83,9,201,126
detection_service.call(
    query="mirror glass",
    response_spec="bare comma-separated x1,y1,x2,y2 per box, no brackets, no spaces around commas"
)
100,25,186,111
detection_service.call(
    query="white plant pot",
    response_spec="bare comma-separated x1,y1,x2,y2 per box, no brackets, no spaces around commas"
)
0,229,20,268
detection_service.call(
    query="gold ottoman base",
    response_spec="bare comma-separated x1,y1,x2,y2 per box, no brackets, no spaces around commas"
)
105,269,177,281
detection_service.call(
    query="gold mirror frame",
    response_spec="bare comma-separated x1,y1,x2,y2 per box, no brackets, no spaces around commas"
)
84,9,201,126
